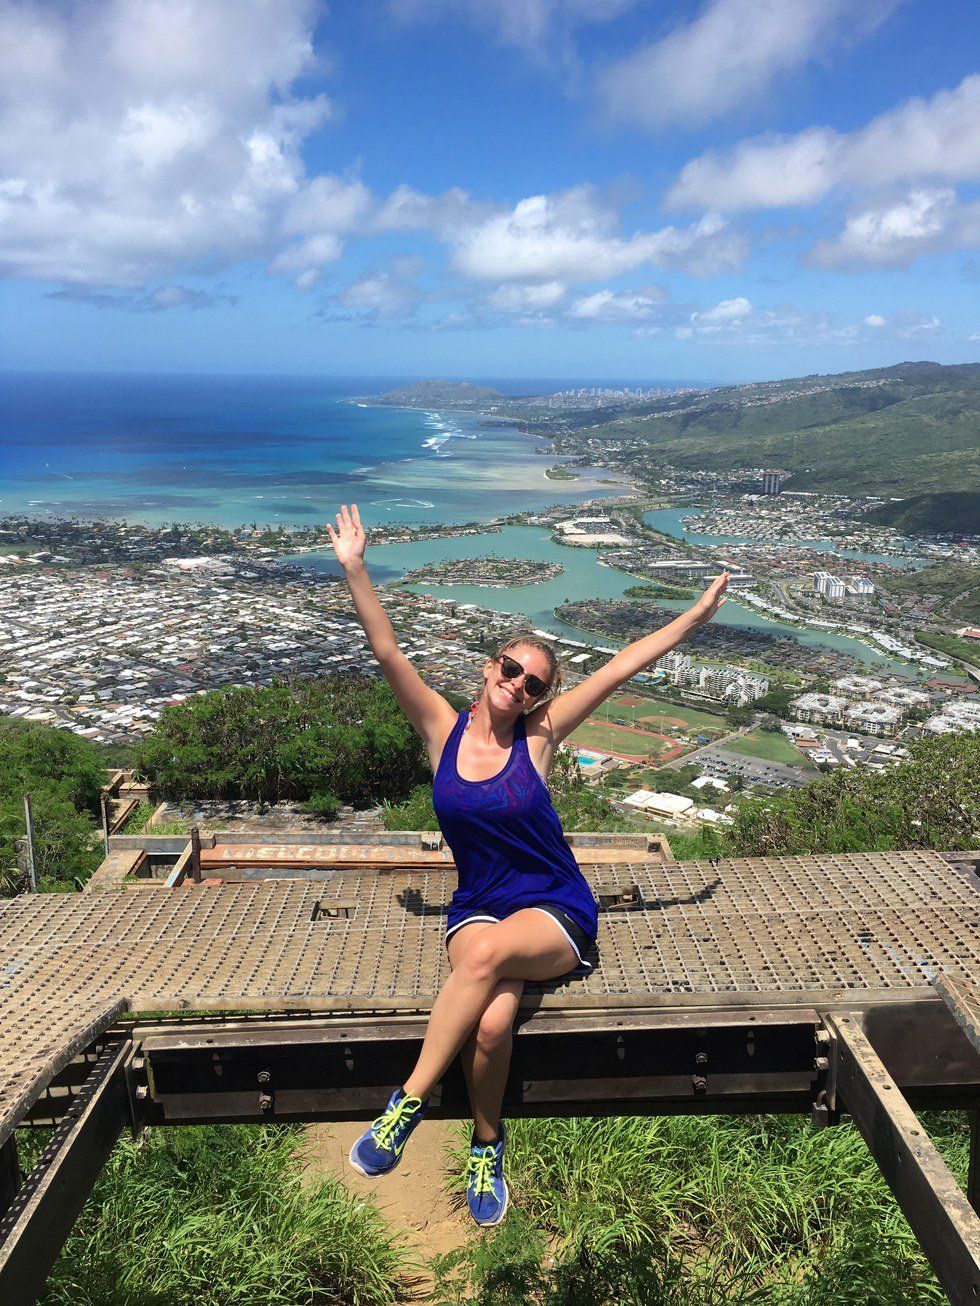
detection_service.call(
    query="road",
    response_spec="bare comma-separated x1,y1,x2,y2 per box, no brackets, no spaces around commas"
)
663,724,751,769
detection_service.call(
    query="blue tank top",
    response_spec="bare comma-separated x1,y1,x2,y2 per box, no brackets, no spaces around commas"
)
433,710,599,939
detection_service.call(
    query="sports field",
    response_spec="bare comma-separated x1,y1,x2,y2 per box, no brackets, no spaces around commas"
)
722,731,807,765
590,694,727,737
569,720,677,760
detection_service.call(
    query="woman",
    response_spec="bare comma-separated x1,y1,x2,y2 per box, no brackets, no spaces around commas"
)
327,503,727,1226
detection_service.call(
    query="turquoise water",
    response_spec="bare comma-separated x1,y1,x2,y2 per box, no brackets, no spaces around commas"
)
644,506,928,569
294,523,917,674
0,373,617,528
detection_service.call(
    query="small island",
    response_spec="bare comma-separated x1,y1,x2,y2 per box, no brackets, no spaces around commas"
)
401,556,564,587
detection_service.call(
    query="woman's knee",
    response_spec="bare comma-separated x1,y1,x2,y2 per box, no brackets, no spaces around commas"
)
476,1000,515,1054
457,930,503,982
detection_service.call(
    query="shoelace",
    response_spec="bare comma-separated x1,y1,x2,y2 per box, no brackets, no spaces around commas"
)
371,1095,423,1151
466,1144,499,1196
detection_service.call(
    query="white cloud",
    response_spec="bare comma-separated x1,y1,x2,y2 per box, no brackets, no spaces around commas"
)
326,266,423,321
487,281,568,311
859,307,940,337
0,0,331,285
373,184,488,234
886,308,941,337
676,297,942,346
272,175,376,286
807,189,980,269
668,74,980,210
388,0,636,62
566,285,669,323
447,186,745,282
282,176,373,237
599,0,898,132
692,296,753,325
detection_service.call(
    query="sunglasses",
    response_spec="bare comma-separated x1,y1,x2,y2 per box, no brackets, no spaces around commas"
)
496,654,550,699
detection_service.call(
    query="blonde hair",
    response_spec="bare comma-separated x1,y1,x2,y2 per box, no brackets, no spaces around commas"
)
475,631,562,709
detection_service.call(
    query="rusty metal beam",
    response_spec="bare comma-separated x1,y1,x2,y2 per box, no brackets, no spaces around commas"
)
0,1044,129,1306
137,1010,825,1124
0,1138,18,1222
935,974,980,1058
828,1014,980,1306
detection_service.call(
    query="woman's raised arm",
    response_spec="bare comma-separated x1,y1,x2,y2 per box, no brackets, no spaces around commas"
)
529,572,729,746
327,504,457,749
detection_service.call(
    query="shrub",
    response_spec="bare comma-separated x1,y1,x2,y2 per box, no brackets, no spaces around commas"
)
302,792,343,820
137,674,429,810
729,733,979,857
0,720,104,892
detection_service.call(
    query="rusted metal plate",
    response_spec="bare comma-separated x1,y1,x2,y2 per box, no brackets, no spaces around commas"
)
202,842,666,869
203,842,457,866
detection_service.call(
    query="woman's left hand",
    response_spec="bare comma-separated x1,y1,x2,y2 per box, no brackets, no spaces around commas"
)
689,571,729,625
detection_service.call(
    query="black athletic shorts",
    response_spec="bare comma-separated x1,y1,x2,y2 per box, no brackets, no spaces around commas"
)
445,902,595,975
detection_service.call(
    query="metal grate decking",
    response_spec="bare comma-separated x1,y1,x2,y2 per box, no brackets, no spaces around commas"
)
1,848,978,1151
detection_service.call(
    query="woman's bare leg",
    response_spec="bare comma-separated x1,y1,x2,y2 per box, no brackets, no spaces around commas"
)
403,910,574,1101
448,924,524,1141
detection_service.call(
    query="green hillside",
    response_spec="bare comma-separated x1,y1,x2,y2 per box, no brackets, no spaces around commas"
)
582,361,980,496
865,491,980,534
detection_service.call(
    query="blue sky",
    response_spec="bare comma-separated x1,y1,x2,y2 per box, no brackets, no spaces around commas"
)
1,0,979,382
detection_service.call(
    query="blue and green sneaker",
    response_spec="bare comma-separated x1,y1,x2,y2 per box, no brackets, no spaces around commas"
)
465,1121,508,1226
349,1089,427,1177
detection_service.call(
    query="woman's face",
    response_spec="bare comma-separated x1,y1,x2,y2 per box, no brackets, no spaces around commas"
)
483,643,553,713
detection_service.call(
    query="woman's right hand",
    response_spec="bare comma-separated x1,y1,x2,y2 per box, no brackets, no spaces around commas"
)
326,503,366,569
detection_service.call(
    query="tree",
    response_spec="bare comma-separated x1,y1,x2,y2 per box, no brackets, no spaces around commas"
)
756,683,796,718
137,674,430,810
0,720,104,893
725,705,753,728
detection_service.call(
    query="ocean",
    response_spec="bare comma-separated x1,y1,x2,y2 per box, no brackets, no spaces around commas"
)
0,371,634,529
1,371,925,673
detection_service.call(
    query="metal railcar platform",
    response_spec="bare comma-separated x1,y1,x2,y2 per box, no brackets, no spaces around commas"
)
1,844,978,1302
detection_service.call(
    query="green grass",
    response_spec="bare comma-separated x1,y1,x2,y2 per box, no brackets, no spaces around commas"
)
569,721,674,759
722,731,808,765
916,630,980,669
625,581,700,601
26,1124,409,1306
589,695,727,735
118,802,156,834
948,589,980,626
433,1113,966,1303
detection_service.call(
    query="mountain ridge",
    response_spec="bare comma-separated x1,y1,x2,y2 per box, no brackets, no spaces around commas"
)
575,361,980,496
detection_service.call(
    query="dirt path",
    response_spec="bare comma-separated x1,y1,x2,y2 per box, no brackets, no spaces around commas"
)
301,1119,474,1297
